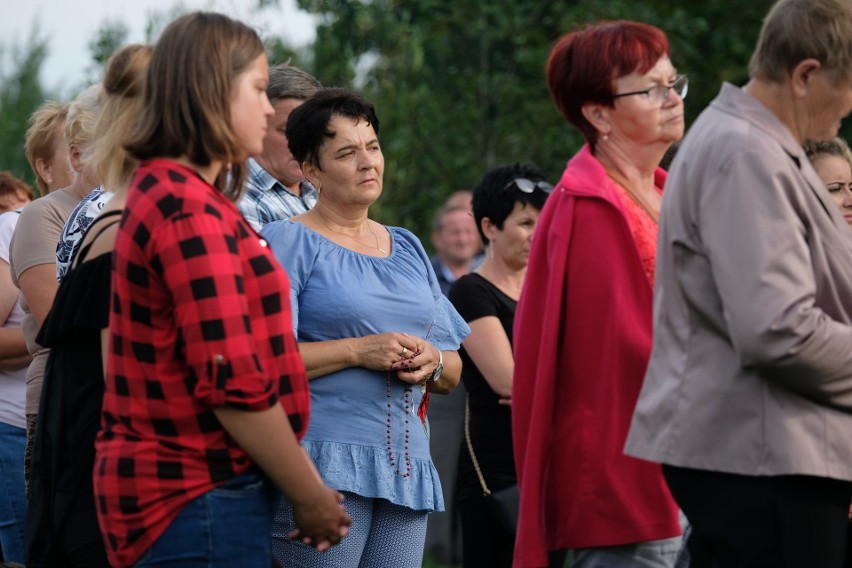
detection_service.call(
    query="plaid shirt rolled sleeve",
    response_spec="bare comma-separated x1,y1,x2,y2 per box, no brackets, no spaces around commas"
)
96,160,310,567
156,212,280,409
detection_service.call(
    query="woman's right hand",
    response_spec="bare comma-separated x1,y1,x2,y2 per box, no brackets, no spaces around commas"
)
212,405,352,551
288,485,352,551
354,332,418,371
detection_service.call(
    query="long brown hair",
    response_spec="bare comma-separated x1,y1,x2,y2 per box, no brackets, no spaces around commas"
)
125,12,265,199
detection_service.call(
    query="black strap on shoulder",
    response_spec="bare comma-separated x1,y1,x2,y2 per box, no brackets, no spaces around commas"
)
74,210,123,265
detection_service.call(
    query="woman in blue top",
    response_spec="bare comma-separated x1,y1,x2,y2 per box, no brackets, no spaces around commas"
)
262,88,469,567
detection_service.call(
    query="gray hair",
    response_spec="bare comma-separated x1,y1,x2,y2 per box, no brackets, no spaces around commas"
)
749,0,852,83
267,63,322,102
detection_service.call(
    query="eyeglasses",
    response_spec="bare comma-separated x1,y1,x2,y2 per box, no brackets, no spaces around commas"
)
502,178,553,194
611,74,688,105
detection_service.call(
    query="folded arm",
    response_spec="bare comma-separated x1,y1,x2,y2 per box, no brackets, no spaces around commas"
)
0,259,31,370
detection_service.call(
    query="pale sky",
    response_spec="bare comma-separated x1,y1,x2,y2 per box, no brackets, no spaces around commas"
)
2,0,318,97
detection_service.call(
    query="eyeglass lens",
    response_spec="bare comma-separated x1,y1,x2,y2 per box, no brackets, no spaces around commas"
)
660,76,688,102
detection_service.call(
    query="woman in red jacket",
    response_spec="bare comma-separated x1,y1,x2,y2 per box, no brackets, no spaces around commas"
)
512,21,686,568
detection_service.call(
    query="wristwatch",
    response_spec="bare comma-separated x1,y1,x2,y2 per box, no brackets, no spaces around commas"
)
430,350,444,383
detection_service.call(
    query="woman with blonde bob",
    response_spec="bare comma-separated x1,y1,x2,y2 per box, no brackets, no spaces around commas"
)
94,13,350,568
24,101,73,196
10,84,102,489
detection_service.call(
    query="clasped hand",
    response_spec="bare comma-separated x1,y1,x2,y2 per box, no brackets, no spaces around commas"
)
287,485,351,551
357,332,438,385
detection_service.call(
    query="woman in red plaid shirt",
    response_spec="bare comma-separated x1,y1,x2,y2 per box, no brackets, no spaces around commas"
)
93,13,351,567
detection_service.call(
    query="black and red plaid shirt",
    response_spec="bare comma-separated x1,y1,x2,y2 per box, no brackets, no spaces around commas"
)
95,160,310,567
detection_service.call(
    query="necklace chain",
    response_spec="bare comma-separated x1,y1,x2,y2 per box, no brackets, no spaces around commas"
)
317,214,387,254
605,169,660,223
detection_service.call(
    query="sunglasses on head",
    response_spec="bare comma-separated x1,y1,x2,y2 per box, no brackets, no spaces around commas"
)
502,178,553,194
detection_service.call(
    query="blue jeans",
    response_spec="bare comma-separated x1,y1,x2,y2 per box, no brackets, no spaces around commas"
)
0,422,26,563
134,472,278,567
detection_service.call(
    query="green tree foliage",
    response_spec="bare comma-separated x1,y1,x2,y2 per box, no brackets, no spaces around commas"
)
296,0,775,240
83,20,130,86
0,29,51,190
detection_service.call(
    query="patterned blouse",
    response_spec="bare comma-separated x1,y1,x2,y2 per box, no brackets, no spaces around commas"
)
95,160,310,567
56,187,113,281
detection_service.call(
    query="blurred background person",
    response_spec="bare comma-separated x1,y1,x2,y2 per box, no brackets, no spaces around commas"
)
626,0,852,566
804,137,852,226
450,163,549,568
238,63,322,231
425,192,483,568
25,43,151,568
9,84,102,488
513,20,686,568
0,174,33,215
441,190,484,255
24,101,73,197
0,173,34,565
430,203,482,296
94,13,349,567
262,87,469,567
444,189,473,212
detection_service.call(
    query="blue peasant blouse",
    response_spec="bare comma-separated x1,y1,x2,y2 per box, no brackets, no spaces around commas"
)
261,220,470,512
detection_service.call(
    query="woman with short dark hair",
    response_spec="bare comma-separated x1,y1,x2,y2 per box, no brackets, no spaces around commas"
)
263,87,469,567
449,163,549,568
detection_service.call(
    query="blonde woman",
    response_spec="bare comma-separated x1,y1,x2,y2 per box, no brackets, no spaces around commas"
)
24,101,73,196
9,84,101,487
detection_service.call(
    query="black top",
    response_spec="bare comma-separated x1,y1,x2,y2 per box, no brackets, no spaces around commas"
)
26,210,120,567
448,272,517,501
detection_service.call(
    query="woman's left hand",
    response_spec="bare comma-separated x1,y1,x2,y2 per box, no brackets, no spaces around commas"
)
390,333,439,386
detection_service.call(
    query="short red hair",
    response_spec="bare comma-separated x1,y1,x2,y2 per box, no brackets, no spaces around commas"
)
546,21,670,149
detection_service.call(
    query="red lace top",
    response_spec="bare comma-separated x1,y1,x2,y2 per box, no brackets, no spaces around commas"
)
612,184,661,286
